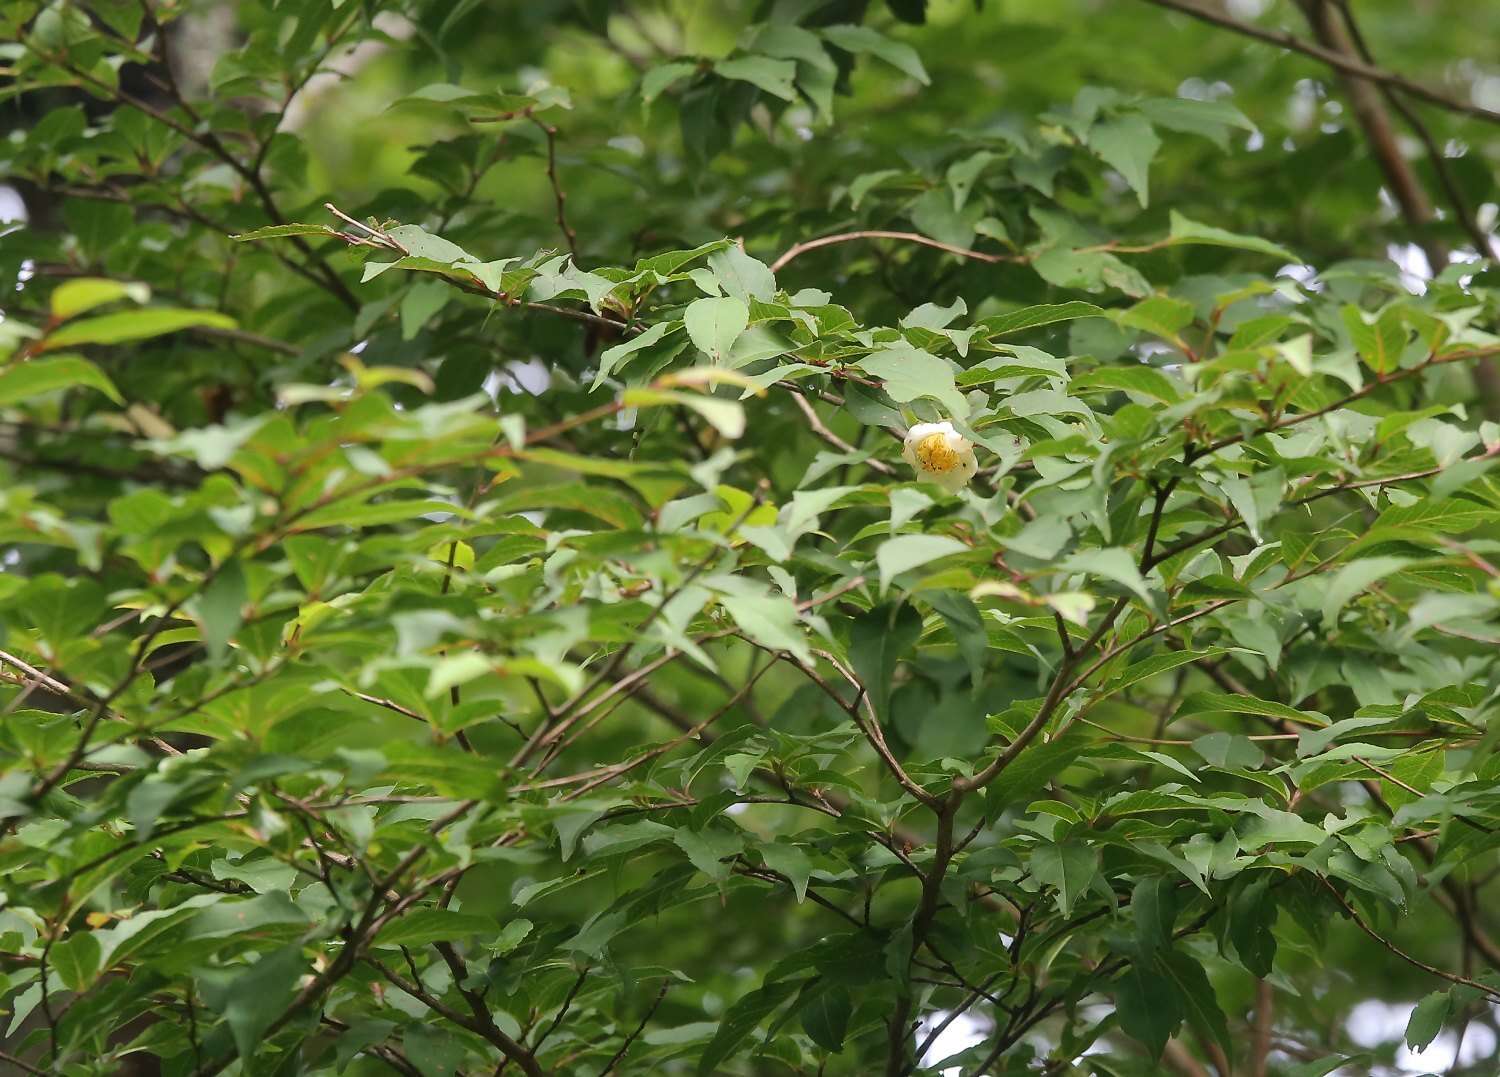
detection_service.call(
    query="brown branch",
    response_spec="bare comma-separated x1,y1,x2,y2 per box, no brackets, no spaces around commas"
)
1137,0,1500,125
532,965,590,1053
1297,1,1441,264
0,1049,47,1076
1163,1039,1212,1077
1323,0,1500,416
598,980,669,1075
531,116,579,260
370,957,545,1076
885,796,961,1077
1333,0,1492,256
1250,980,1274,1077
790,392,896,475
770,229,1020,273
1318,876,1500,1001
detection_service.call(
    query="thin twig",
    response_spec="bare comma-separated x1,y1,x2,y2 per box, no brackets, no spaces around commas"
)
531,116,579,259
1318,877,1500,1001
599,980,669,1075
770,229,1020,273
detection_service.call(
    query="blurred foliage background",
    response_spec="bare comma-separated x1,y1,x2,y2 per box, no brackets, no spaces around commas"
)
3,1,1500,1075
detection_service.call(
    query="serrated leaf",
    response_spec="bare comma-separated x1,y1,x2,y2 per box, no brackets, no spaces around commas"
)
684,296,749,362
1088,113,1159,206
1031,842,1098,917
642,61,696,105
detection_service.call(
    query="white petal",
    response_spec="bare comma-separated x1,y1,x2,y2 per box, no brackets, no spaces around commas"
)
933,467,969,493
904,421,951,446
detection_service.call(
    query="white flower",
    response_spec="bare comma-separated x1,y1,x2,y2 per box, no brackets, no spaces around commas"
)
902,420,978,493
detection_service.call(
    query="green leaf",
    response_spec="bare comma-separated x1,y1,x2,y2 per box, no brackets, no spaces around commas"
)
1341,305,1408,375
594,322,676,385
42,307,236,350
716,57,798,101
198,560,247,660
1137,97,1255,149
642,61,697,105
1161,951,1232,1060
1322,556,1410,624
1031,842,1098,917
50,278,149,319
1116,295,1195,339
1104,651,1223,700
984,734,1090,812
697,978,805,1075
979,301,1104,338
1227,875,1278,976
708,245,777,302
375,909,498,948
674,825,744,882
876,533,969,592
1167,210,1298,262
218,946,306,1063
1180,692,1326,728
820,25,930,84
848,602,923,720
1088,113,1160,206
188,892,310,939
404,1024,467,1077
1192,732,1265,770
1115,963,1182,1058
684,297,749,362
718,590,812,664
798,982,852,1053
1406,990,1450,1051
231,223,336,241
857,345,969,419
1071,365,1182,402
1131,877,1178,955
50,931,101,992
760,843,813,903
926,590,987,688
1058,547,1156,609
0,355,123,406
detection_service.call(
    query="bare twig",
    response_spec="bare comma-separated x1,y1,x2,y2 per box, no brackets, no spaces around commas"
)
770,229,1020,273
599,980,669,1075
1318,877,1500,1001
531,116,579,259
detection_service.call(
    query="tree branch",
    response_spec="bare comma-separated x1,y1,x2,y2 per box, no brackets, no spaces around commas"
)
1137,0,1500,125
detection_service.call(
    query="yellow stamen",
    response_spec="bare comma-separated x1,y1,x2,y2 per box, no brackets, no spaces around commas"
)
914,432,961,472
